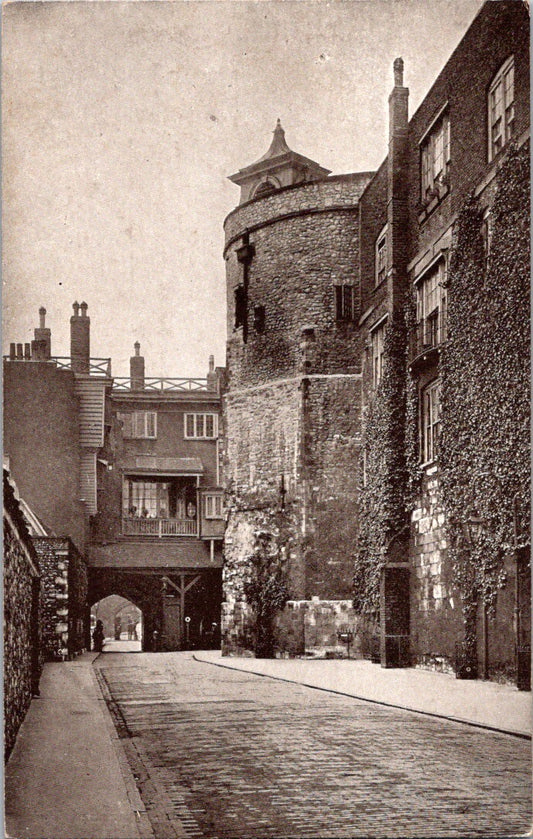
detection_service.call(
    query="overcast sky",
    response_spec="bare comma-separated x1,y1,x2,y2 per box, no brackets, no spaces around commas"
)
3,0,484,377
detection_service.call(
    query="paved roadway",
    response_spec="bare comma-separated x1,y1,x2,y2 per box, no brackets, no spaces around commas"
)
95,651,531,839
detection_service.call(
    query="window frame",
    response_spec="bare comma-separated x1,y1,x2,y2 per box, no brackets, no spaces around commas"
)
370,316,387,387
421,379,441,464
335,284,355,322
488,55,515,163
204,492,224,520
419,109,451,204
117,410,157,440
415,258,447,349
184,412,219,440
375,225,388,287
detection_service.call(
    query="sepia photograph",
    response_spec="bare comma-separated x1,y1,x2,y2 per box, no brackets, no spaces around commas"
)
2,0,530,836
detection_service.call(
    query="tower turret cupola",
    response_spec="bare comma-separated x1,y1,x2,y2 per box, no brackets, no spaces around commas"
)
229,119,331,204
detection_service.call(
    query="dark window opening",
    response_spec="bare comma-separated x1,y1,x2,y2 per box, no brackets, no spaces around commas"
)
254,180,278,199
234,285,247,332
335,284,354,322
254,305,266,334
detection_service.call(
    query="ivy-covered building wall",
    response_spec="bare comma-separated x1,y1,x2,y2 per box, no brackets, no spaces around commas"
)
354,0,530,681
222,2,530,671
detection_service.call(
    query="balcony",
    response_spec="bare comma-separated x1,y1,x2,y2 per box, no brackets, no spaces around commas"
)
122,517,197,538
410,311,445,371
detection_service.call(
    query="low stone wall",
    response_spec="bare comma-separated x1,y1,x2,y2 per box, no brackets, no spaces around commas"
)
276,600,361,657
222,598,361,659
4,472,42,760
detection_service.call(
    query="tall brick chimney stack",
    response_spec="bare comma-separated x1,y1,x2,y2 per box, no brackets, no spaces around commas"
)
387,57,409,314
70,301,90,374
130,341,145,391
31,306,52,359
206,354,218,392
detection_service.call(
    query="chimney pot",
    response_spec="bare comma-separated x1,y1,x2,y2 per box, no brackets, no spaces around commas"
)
24,343,31,360
209,355,214,372
39,307,46,328
16,343,23,360
9,343,16,360
130,344,145,391
393,57,404,87
70,301,90,373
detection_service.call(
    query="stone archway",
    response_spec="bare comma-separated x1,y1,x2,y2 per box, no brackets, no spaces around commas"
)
88,567,222,652
91,594,143,650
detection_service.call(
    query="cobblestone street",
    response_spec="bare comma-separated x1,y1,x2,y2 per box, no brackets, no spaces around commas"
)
95,652,530,839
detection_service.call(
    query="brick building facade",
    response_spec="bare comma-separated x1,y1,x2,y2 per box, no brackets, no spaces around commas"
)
3,306,99,659
89,345,224,651
222,0,530,681
4,306,224,656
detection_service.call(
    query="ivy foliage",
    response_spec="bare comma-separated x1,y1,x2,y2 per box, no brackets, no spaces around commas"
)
353,314,409,614
243,527,290,657
439,142,530,614
227,485,292,657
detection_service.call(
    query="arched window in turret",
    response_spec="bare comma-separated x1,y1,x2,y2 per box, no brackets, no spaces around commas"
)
253,178,279,199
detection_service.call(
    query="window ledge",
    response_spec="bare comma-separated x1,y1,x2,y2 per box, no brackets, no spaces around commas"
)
419,459,439,474
373,275,388,292
418,183,450,225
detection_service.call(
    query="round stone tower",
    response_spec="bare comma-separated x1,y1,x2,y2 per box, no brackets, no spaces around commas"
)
222,122,374,657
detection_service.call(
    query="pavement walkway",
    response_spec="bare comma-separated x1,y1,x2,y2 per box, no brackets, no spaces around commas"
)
194,650,532,738
4,652,146,839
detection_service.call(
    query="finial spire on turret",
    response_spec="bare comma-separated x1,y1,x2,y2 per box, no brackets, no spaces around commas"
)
262,118,291,160
228,117,331,204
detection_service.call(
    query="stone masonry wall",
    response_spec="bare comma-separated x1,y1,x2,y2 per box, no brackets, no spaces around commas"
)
410,466,461,669
4,477,41,760
225,176,370,392
222,596,362,659
34,538,88,660
303,376,362,599
223,174,369,655
223,380,300,497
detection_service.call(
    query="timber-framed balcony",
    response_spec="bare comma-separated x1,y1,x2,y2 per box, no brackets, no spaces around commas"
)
122,516,198,538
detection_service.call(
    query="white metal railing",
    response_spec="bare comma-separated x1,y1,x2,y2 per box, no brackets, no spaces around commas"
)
4,355,112,378
122,517,197,537
113,377,209,392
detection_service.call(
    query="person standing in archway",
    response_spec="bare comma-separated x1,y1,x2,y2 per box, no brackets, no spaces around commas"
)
92,620,104,653
114,615,122,641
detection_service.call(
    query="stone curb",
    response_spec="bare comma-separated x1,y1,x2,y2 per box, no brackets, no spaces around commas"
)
90,660,154,839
